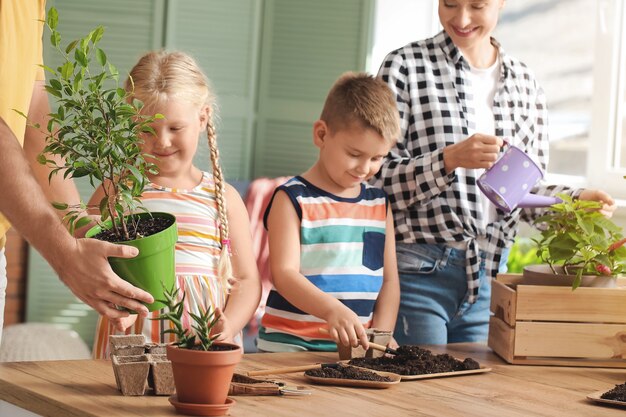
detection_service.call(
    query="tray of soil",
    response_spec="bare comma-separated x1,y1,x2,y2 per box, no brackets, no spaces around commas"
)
587,382,626,409
348,345,490,380
303,364,400,388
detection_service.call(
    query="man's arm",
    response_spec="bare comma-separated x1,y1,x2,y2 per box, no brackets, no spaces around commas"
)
0,116,154,318
22,80,81,209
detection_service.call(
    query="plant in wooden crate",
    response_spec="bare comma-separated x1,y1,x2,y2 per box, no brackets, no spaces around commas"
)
153,286,241,412
26,8,178,310
529,194,626,289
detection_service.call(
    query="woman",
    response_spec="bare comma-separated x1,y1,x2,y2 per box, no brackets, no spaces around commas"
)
373,0,616,345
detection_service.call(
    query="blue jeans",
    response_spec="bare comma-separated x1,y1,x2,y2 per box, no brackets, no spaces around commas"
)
394,243,509,345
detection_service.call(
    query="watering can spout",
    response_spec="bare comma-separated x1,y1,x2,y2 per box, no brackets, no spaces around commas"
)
517,194,562,209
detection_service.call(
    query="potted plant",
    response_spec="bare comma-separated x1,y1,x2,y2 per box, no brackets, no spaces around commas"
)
153,286,241,414
24,8,177,310
526,194,626,289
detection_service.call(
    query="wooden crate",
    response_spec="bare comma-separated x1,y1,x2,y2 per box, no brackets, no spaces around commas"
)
488,273,626,367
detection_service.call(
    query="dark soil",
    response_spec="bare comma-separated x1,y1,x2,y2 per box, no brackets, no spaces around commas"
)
187,343,238,352
348,345,481,376
232,374,275,384
94,216,174,242
601,382,626,402
305,365,392,382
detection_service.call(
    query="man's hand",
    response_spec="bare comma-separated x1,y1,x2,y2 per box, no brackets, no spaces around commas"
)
49,237,154,319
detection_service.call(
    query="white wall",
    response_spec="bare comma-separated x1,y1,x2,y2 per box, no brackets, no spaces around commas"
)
368,0,439,74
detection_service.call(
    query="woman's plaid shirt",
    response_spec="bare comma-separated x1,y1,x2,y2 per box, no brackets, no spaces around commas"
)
371,31,580,303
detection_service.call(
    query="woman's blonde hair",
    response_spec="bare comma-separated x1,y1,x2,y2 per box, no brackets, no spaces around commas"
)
126,50,234,290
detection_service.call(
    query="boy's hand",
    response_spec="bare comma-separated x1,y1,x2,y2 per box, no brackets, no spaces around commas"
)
325,306,369,350
211,307,236,344
387,336,399,350
111,314,138,332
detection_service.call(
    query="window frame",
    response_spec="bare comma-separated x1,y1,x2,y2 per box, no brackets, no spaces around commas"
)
588,0,626,200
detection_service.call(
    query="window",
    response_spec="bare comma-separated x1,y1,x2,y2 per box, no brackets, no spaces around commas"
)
496,0,626,201
495,0,596,186
588,0,626,199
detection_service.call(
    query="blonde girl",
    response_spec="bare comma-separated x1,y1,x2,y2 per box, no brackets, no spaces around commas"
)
91,51,261,358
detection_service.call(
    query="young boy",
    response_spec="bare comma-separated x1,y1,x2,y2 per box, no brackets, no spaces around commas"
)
257,72,401,352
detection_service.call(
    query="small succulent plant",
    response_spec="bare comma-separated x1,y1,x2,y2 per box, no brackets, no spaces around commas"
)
152,286,220,351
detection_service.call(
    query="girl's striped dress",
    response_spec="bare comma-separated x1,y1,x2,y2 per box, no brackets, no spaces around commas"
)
92,172,229,359
257,176,388,352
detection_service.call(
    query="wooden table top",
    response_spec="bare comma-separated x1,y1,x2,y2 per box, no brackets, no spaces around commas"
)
1,343,625,417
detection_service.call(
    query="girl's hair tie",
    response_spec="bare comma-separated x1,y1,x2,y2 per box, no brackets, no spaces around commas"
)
221,238,232,256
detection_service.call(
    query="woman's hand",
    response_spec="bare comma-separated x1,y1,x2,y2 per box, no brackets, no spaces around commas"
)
443,134,504,173
578,189,617,218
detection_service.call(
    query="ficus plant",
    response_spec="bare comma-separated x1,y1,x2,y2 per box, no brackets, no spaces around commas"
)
19,7,162,240
533,194,626,289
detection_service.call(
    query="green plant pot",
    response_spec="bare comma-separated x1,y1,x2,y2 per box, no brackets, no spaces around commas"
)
86,212,177,311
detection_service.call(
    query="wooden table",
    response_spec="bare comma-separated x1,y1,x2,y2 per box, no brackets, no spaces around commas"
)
1,343,625,416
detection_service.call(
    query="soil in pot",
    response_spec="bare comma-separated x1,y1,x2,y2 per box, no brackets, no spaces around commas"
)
305,365,393,382
93,215,174,242
601,382,626,402
348,345,481,376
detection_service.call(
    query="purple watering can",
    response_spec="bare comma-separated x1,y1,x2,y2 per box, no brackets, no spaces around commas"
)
477,145,561,212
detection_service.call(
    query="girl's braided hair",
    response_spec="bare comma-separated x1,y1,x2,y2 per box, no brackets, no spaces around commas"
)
126,50,234,290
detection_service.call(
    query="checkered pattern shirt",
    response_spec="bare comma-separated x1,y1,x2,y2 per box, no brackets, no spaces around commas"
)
371,31,581,303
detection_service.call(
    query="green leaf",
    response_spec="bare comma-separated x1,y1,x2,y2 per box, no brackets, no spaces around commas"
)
108,62,118,78
65,39,79,54
36,153,47,165
44,85,62,98
47,7,58,30
50,31,61,48
61,61,74,80
51,202,69,210
572,269,583,290
79,36,89,52
72,167,90,178
91,26,105,44
40,64,57,75
74,216,92,231
49,79,63,91
96,48,107,66
12,109,28,119
74,49,88,68
73,70,83,93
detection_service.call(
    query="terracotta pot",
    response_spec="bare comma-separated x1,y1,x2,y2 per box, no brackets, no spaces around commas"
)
166,343,242,405
522,264,617,288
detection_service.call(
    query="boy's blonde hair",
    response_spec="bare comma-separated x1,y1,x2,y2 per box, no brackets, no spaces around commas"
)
126,51,234,290
320,72,400,143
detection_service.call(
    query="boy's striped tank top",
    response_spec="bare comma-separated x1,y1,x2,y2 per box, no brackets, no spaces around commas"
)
259,176,388,351
92,172,229,359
